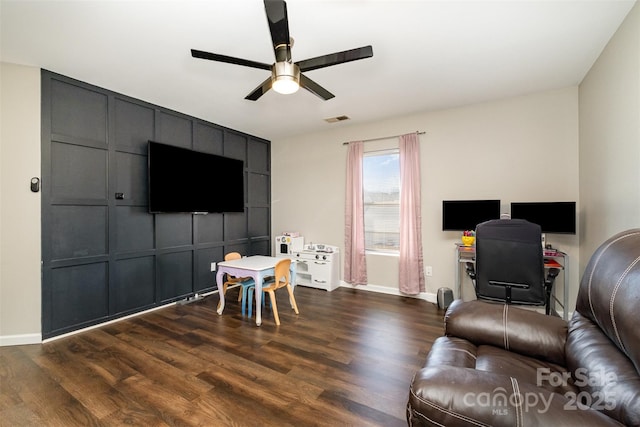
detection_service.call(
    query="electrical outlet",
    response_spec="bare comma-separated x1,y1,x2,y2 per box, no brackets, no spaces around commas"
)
426,266,433,276
210,262,216,272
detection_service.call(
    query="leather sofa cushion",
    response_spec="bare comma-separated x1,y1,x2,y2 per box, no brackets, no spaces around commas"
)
475,345,577,396
445,299,567,366
424,336,577,396
409,365,623,426
567,311,640,426
423,336,476,369
575,229,640,373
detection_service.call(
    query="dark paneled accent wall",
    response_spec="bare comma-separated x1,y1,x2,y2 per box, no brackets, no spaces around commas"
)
41,71,271,339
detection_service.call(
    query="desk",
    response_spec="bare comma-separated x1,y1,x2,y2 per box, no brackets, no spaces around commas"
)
216,256,296,326
454,245,569,320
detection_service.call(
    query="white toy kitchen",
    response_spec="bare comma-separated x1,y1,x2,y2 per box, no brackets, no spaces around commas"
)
274,235,340,292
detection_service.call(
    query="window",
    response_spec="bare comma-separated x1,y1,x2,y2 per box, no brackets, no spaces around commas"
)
362,149,400,252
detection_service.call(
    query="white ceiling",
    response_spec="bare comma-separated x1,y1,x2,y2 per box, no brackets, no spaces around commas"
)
1,0,635,141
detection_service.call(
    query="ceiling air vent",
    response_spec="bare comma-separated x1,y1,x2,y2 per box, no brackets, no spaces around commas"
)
324,115,351,123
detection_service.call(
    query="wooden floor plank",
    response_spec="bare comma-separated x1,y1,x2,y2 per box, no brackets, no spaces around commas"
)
189,343,324,402
117,374,214,426
0,402,43,427
32,337,132,419
0,286,444,426
0,346,102,426
106,334,214,401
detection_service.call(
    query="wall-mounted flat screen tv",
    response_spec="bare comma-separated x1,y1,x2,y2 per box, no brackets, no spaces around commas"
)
442,199,501,231
148,141,244,213
510,201,576,234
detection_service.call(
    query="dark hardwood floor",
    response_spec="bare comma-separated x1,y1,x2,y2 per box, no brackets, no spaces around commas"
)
0,286,444,426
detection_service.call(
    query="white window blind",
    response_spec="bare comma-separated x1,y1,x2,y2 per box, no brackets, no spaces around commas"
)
362,149,400,252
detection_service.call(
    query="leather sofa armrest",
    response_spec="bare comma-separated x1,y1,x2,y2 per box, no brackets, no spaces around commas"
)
408,366,624,427
444,299,568,366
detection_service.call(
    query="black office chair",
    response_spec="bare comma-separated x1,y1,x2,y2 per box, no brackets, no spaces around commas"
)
465,219,559,314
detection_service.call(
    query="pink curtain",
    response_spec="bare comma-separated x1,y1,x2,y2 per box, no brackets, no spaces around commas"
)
344,141,367,285
399,133,425,294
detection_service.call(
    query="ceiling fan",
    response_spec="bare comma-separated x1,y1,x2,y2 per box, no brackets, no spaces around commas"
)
191,0,373,101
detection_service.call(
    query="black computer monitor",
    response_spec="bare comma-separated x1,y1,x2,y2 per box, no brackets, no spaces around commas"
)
442,199,501,231
510,201,576,234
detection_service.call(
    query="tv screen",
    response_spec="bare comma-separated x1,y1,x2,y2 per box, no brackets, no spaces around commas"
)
510,201,576,234
148,141,244,213
442,199,500,231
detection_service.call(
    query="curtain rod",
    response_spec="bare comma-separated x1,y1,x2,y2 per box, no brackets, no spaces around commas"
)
342,131,425,145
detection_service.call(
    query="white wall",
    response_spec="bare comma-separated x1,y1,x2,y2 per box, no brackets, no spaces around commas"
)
272,87,580,307
579,2,640,270
0,63,42,345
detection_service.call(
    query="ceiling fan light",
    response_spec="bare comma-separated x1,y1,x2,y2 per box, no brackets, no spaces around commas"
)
272,62,300,95
272,77,299,94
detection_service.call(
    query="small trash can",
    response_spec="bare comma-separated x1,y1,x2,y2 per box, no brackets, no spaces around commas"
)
437,287,454,310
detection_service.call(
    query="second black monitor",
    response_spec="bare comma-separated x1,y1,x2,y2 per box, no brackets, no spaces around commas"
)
510,201,576,234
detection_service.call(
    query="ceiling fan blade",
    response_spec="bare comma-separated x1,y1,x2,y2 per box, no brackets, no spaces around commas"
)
191,49,272,71
300,74,334,101
264,0,291,62
245,76,273,101
297,45,374,73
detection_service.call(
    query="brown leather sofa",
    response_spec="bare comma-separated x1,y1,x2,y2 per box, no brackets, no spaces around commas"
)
407,229,640,426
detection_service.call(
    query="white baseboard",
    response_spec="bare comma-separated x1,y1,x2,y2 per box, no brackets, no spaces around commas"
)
2,290,224,346
42,301,183,344
339,281,437,304
0,333,42,346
